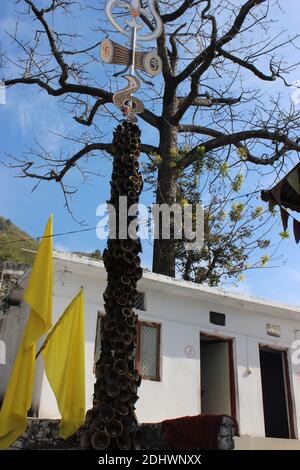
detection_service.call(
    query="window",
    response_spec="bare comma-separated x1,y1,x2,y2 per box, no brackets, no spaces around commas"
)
136,321,161,381
210,311,226,326
134,292,146,311
94,312,161,382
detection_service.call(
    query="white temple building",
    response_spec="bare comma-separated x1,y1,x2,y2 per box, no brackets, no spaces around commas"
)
1,251,300,449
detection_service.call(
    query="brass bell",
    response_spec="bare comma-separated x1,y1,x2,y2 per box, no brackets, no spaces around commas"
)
129,395,140,406
123,332,133,346
99,404,115,423
84,409,94,427
95,364,105,379
125,316,136,328
123,252,135,264
104,319,116,332
111,330,123,344
118,389,131,403
91,430,110,450
133,429,142,450
104,419,123,438
106,382,121,398
122,307,132,317
80,430,91,449
134,255,141,267
102,356,115,368
104,367,119,385
128,191,137,200
121,239,136,253
115,401,129,416
113,248,123,259
120,276,131,286
114,340,127,351
126,371,135,381
114,359,129,375
116,432,131,450
100,340,111,354
121,414,137,432
125,265,136,275
129,381,138,394
89,417,102,434
116,321,128,336
92,400,102,413
118,375,129,390
136,266,143,279
134,372,142,387
134,183,141,193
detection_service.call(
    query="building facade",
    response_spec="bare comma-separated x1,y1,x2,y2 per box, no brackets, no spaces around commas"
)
1,251,300,449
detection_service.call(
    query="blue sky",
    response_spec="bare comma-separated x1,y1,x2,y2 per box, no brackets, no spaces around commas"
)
1,0,300,305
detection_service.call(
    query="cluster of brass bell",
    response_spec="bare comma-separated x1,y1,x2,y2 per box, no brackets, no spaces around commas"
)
80,121,142,450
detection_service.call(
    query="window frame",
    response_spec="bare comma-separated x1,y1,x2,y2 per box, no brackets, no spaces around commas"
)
136,320,161,382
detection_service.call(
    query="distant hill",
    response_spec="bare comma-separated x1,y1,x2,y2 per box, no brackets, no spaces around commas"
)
0,216,38,264
73,249,102,260
0,216,102,265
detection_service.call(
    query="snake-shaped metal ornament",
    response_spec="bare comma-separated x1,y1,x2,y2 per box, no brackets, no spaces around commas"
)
113,75,145,118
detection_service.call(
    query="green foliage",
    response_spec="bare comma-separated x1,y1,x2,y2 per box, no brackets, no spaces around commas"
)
142,142,273,288
175,163,272,287
260,255,270,266
229,203,245,222
220,162,229,177
90,249,102,260
279,230,290,239
237,147,248,160
232,174,244,192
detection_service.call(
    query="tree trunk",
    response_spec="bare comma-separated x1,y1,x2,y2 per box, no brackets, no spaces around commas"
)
152,118,178,277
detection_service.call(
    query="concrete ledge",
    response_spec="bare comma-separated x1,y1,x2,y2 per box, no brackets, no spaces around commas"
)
235,435,300,450
10,417,236,450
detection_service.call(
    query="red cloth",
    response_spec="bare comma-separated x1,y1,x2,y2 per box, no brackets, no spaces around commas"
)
162,414,239,450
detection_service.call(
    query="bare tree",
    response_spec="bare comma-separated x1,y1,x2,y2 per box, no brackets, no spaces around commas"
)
2,0,300,277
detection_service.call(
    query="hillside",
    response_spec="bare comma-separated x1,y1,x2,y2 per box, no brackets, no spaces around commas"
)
0,217,102,264
0,216,38,264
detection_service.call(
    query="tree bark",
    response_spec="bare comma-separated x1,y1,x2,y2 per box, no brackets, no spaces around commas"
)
152,112,178,277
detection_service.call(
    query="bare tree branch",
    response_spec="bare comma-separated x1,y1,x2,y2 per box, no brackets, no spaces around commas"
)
178,128,300,169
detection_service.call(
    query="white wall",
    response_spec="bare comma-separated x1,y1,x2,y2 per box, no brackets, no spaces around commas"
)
1,253,300,441
0,305,29,400
200,341,231,415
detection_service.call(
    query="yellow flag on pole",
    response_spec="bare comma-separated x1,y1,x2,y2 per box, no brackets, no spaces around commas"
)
41,289,85,439
0,215,53,450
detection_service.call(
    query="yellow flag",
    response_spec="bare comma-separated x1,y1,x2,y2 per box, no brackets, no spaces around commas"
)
42,289,85,439
0,215,53,450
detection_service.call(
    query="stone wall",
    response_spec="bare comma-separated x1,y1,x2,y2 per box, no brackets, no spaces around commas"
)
10,419,80,450
10,417,236,450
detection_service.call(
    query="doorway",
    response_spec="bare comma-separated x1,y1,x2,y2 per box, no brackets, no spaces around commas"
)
259,346,295,438
200,333,236,418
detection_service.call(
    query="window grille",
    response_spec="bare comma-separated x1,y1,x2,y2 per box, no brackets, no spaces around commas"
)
134,291,146,311
136,321,161,381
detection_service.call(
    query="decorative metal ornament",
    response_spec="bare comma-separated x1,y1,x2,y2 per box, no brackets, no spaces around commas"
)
101,0,163,117
100,39,162,77
105,0,163,42
112,75,145,116
82,121,143,450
